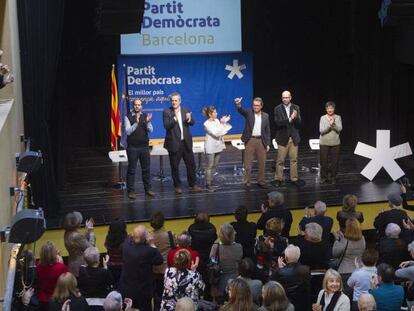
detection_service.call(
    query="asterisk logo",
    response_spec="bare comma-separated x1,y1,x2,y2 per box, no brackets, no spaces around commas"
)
354,130,412,181
225,59,246,79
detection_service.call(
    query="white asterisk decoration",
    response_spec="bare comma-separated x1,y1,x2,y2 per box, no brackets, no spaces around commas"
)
225,59,246,79
354,130,412,181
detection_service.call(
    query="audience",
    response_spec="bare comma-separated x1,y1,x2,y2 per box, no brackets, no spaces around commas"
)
357,293,376,311
175,297,196,311
257,191,293,238
103,291,132,311
234,258,263,305
369,263,404,311
337,194,364,232
104,219,128,285
377,222,409,269
210,223,243,304
395,241,414,309
259,281,294,311
231,206,257,260
167,231,200,268
312,269,351,311
220,278,257,311
63,211,96,277
299,201,333,242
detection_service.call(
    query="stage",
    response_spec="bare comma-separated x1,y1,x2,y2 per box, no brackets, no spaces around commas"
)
46,144,414,229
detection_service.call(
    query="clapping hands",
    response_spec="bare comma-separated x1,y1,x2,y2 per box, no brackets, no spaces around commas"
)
220,115,231,124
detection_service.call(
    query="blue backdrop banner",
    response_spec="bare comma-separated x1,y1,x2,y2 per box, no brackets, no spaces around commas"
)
117,52,253,143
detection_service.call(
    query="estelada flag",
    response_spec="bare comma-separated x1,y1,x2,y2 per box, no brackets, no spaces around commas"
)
110,65,121,150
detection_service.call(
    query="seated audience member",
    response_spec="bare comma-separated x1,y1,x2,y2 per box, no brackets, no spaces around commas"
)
369,263,404,311
374,192,410,241
102,291,132,311
347,249,379,308
36,241,69,311
271,244,311,311
232,258,263,305
210,223,243,304
299,201,333,242
219,278,257,311
231,206,257,259
78,246,114,298
161,249,204,310
377,223,409,269
294,222,331,269
175,297,196,311
312,269,351,311
104,219,128,285
395,241,414,309
48,272,89,311
257,191,293,238
357,293,376,311
255,217,288,281
332,218,366,274
150,211,175,310
259,281,294,311
167,231,200,268
337,194,364,232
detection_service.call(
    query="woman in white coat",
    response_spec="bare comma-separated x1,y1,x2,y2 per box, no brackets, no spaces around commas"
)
203,106,232,192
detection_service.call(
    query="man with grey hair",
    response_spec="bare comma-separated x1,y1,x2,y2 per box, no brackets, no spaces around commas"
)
378,223,409,270
119,226,163,311
271,244,310,311
298,200,333,242
166,230,200,267
103,291,133,311
257,191,292,237
357,293,376,311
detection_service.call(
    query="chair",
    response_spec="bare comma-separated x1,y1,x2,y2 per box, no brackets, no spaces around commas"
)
150,144,171,182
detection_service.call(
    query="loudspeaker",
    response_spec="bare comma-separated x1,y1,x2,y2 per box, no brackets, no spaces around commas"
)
9,209,46,244
95,0,145,35
17,151,42,174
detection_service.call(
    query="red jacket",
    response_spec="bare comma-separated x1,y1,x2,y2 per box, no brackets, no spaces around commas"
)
167,246,200,268
36,261,69,302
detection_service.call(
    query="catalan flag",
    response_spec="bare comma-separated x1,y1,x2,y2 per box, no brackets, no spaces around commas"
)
110,65,121,150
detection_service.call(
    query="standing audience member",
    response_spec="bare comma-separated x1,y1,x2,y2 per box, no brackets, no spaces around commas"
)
347,249,379,309
299,201,333,242
231,206,257,260
63,211,96,277
396,241,414,309
357,293,376,311
118,225,163,311
377,223,409,269
203,105,232,192
48,272,89,311
78,246,114,298
271,244,311,311
167,231,200,268
312,269,351,311
257,191,293,238
210,223,243,304
319,101,342,185
150,211,175,311
219,278,257,311
337,194,364,232
102,291,133,311
161,249,204,310
104,219,128,286
258,281,295,311
36,241,69,311
369,263,404,311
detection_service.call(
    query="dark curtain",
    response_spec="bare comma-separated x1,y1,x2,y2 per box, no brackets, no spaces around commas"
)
17,0,65,216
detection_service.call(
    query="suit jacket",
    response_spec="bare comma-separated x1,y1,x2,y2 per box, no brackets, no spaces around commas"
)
237,106,271,148
274,103,301,146
163,106,195,152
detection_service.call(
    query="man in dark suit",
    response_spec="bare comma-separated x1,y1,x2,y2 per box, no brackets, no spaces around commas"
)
163,92,201,194
273,90,301,186
235,97,271,188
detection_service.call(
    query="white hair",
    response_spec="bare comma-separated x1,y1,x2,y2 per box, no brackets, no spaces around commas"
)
314,201,327,215
103,291,122,311
357,293,376,311
176,297,196,311
284,244,300,263
385,223,401,239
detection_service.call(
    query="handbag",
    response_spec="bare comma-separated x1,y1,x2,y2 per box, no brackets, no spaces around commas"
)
329,239,349,270
206,243,221,286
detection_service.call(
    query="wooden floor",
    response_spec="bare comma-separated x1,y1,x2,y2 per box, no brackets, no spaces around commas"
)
47,144,414,229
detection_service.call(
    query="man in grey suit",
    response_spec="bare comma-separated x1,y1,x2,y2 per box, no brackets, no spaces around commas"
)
235,97,271,189
273,90,301,187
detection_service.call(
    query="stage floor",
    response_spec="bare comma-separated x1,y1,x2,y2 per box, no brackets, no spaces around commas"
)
47,144,414,228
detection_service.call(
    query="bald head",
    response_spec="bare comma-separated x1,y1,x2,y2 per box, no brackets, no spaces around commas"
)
132,225,147,243
282,90,292,105
358,293,376,311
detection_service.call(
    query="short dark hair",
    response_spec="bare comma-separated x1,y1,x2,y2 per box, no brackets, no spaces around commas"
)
325,101,336,109
361,249,379,267
150,211,165,230
238,258,255,278
377,263,395,283
194,212,209,224
235,206,248,222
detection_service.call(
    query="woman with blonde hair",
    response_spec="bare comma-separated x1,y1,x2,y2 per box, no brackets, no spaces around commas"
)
203,106,232,192
48,272,89,311
259,281,294,311
220,278,257,311
312,269,350,311
332,218,366,274
336,194,364,232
